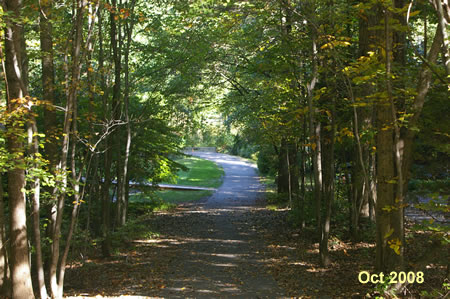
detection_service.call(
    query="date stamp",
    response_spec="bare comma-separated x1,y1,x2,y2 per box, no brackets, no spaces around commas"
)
358,271,424,284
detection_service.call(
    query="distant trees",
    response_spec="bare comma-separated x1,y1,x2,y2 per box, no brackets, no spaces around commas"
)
215,0,449,275
0,0,207,297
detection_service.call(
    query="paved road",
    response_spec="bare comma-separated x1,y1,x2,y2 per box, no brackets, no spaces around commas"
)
156,152,284,298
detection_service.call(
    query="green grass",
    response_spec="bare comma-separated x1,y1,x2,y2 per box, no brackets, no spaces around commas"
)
128,155,224,210
156,155,223,203
171,156,224,188
156,190,214,204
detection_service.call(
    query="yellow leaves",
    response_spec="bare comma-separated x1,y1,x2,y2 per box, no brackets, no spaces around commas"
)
340,127,354,138
408,10,420,18
382,205,397,212
320,40,351,50
384,228,394,239
388,238,402,255
72,199,85,206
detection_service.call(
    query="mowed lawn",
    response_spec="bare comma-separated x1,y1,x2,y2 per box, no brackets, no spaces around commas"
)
156,155,224,203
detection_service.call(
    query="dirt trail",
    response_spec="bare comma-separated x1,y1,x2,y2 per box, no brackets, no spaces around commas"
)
155,152,284,298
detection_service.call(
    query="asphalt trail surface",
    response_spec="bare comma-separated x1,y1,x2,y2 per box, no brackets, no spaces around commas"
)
156,152,284,298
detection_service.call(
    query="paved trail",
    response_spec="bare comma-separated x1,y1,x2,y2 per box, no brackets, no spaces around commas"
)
155,152,284,298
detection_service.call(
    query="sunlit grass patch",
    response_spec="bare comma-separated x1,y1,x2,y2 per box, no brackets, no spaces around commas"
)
173,155,224,188
128,156,223,210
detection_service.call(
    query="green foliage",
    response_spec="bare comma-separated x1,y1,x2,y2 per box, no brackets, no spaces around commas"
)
408,179,450,193
256,144,278,176
420,280,450,298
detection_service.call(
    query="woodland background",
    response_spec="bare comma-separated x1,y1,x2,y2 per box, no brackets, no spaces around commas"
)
0,0,448,298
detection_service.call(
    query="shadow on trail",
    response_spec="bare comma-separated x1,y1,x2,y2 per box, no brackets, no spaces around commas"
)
64,152,284,298
150,152,283,298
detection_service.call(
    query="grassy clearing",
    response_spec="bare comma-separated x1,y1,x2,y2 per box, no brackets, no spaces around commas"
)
156,155,223,203
128,155,224,213
171,155,224,188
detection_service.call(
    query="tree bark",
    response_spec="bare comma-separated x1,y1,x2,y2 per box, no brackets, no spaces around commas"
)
375,4,401,272
277,139,289,194
3,0,35,296
49,0,86,296
40,0,58,170
118,2,137,225
319,109,335,267
28,120,48,299
0,173,11,298
434,0,450,76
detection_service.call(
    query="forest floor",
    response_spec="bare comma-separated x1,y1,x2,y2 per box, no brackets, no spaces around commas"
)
64,152,448,298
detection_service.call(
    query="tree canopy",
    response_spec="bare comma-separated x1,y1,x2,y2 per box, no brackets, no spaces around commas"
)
0,0,448,297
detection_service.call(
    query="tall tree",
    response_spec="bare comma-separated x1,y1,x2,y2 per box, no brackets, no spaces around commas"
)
2,0,35,296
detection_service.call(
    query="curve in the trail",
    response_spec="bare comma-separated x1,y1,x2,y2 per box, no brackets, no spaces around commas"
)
157,152,284,298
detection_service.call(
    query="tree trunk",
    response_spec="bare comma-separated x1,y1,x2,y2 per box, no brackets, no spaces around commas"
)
110,0,123,228
277,139,289,194
101,139,113,257
434,0,450,76
4,0,35,296
375,90,399,271
49,0,86,296
118,4,136,225
0,174,11,298
299,122,307,229
375,5,403,272
319,109,335,267
311,121,322,229
28,121,48,299
40,0,58,170
306,30,322,230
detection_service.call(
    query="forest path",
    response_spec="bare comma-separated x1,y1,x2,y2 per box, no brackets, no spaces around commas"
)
65,152,286,298
152,152,285,298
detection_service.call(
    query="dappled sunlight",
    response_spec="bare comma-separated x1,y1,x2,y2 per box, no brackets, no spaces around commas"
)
65,152,285,298
210,262,238,267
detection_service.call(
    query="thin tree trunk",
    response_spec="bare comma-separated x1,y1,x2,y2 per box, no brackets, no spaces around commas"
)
49,0,85,296
102,139,113,257
319,104,335,267
434,0,450,76
28,120,48,299
110,0,123,228
119,4,136,225
307,31,322,230
299,122,307,228
369,152,377,222
277,139,289,194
